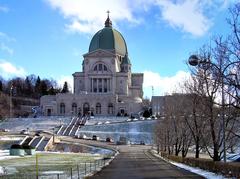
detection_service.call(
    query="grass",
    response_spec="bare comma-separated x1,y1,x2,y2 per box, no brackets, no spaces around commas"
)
0,152,103,176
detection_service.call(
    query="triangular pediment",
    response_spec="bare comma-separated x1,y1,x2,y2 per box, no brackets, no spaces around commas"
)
83,49,116,58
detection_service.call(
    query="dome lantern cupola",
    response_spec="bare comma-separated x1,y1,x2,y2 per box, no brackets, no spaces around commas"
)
105,10,112,28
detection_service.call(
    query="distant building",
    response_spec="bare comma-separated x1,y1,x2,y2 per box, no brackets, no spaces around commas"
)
152,94,189,116
151,96,166,116
41,14,143,116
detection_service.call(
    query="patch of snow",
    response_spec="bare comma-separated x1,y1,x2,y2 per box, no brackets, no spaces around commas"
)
0,137,23,141
0,166,4,175
0,150,20,161
41,171,64,175
152,150,226,179
0,117,70,132
170,161,225,179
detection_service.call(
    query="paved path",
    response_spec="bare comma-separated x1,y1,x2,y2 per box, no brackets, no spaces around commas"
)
89,145,204,179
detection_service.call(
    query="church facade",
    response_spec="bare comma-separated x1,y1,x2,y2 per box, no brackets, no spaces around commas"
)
40,15,144,116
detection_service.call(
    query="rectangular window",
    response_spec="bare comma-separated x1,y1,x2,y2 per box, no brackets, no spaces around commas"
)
99,64,102,71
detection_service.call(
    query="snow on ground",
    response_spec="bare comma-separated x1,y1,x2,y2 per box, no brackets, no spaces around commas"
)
0,166,4,175
41,171,65,175
0,117,71,132
85,116,128,125
0,136,23,141
0,150,19,161
169,161,226,179
152,150,226,179
79,120,156,144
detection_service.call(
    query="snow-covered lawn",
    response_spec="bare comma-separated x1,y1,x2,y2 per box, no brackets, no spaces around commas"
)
85,116,128,125
0,152,103,176
0,117,71,132
152,150,227,179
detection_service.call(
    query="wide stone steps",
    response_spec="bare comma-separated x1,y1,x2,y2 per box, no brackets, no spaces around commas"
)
36,137,50,151
30,136,44,148
21,137,33,146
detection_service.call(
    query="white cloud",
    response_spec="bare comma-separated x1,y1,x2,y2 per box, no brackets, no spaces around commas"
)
0,32,16,42
0,43,14,55
0,5,9,13
0,61,26,79
143,70,191,97
46,0,234,36
57,75,73,92
46,0,145,34
155,0,212,37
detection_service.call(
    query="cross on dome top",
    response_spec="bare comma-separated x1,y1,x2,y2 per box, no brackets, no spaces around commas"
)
105,10,112,27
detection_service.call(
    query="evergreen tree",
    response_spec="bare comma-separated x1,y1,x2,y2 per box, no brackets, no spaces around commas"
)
24,76,33,97
61,81,69,93
34,76,41,98
39,80,48,96
48,86,56,95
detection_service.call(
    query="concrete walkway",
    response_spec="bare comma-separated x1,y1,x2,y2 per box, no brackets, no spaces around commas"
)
89,145,204,179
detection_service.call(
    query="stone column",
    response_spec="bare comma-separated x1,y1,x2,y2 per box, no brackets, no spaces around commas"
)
97,79,99,93
91,78,93,92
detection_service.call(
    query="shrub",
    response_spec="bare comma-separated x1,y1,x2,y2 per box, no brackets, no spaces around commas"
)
22,145,35,150
142,110,150,118
160,151,240,178
10,144,23,149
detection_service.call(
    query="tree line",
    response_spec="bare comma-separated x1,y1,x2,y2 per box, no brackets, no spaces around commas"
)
155,4,240,161
0,74,70,99
0,75,70,119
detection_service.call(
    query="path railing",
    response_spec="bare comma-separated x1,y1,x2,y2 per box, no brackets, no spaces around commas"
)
0,157,112,179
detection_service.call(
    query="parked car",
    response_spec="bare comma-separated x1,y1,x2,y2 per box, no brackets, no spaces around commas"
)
126,118,132,122
0,128,10,132
117,136,128,145
20,130,29,135
106,137,113,143
79,134,87,139
92,135,99,141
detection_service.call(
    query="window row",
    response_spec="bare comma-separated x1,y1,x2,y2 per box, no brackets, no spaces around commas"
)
59,102,114,115
93,63,108,72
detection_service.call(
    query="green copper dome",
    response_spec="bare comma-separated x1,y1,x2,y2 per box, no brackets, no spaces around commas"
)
89,16,128,57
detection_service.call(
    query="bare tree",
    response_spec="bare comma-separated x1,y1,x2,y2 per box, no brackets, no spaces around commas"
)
183,78,208,158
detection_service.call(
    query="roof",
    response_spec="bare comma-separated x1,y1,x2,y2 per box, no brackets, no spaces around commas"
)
88,15,128,57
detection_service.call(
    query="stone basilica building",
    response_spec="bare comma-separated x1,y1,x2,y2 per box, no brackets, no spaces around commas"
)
40,15,144,116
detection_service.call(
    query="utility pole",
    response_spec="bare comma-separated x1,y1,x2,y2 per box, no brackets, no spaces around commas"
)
10,84,13,118
152,86,154,96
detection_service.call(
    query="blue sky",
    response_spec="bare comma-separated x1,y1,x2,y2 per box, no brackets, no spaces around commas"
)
0,0,237,98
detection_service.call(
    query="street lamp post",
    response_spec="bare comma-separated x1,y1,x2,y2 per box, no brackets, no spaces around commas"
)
188,55,226,162
10,84,13,119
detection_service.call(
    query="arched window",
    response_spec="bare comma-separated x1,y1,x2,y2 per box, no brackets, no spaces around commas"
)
108,103,113,114
93,63,108,73
60,103,65,115
96,103,101,114
72,103,77,115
